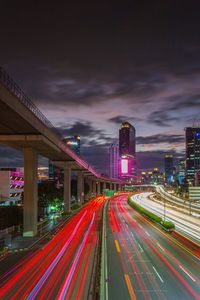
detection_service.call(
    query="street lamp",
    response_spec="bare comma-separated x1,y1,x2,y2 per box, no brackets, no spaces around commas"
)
163,197,166,222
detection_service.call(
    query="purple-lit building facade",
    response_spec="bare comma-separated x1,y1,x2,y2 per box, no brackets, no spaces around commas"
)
119,122,136,181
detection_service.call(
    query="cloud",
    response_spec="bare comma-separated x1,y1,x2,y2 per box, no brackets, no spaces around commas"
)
137,134,185,145
108,115,141,124
147,111,179,127
57,121,103,137
56,121,116,147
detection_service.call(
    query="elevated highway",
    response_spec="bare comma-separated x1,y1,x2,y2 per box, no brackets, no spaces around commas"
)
0,66,122,236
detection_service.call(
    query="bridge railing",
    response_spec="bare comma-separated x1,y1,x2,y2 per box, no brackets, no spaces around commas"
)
0,66,60,135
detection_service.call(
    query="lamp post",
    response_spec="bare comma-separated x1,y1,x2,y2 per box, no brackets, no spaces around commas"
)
163,197,166,222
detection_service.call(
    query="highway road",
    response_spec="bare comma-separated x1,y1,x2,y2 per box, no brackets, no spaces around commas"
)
103,194,200,300
131,192,200,244
0,196,104,299
156,185,200,210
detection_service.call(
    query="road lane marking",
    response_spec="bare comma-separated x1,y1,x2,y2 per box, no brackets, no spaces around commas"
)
152,266,164,283
124,274,136,300
136,213,199,260
179,265,196,282
115,239,121,253
137,242,144,252
144,230,150,237
156,242,165,252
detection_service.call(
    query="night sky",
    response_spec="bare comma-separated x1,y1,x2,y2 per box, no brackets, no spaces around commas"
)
1,1,200,173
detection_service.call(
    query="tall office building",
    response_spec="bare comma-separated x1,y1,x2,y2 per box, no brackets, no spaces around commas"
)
185,127,200,186
177,159,185,185
63,135,81,155
164,154,174,183
109,144,119,178
119,122,136,180
119,122,135,157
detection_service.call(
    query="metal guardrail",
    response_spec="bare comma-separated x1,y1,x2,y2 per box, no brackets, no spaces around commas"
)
0,66,59,134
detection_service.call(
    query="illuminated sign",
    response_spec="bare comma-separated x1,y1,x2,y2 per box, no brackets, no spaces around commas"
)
121,159,128,174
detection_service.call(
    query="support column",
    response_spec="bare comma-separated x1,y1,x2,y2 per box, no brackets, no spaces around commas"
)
97,181,101,195
88,177,93,200
23,148,38,237
110,182,112,190
77,171,84,204
64,164,71,212
103,182,106,191
114,183,116,191
92,180,96,195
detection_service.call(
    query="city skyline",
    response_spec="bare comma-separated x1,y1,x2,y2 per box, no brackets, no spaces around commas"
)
0,2,200,299
0,1,200,172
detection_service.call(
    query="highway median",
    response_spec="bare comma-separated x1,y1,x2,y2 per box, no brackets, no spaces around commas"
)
127,195,175,232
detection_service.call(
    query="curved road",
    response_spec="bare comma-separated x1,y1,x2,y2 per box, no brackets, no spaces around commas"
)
132,192,200,244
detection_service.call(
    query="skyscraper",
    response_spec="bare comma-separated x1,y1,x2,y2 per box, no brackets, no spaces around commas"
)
164,154,174,183
178,159,185,185
109,144,119,178
119,122,136,180
185,127,200,186
63,135,81,155
119,122,135,157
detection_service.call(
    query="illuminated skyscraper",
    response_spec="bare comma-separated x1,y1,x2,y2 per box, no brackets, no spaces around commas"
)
119,122,136,180
164,154,174,183
109,144,119,178
119,122,135,157
63,135,81,155
178,159,185,185
185,127,200,186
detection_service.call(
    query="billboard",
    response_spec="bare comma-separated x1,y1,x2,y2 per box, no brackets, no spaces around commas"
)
121,158,128,174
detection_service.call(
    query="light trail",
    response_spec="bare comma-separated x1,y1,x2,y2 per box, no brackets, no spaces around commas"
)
0,196,104,299
58,213,95,300
26,210,87,300
131,192,200,244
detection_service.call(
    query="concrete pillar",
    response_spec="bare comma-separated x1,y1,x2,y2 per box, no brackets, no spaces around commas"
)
103,182,106,191
77,171,84,204
97,181,101,195
64,165,71,212
100,182,103,194
23,148,38,237
89,178,92,194
92,180,96,195
87,177,93,200
110,182,112,190
114,183,116,191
